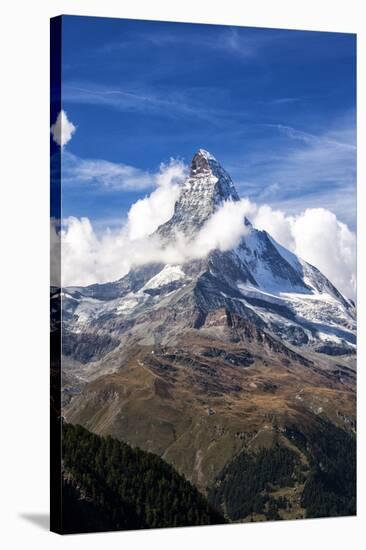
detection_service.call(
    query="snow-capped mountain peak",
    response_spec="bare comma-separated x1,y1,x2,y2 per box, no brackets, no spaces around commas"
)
157,149,239,238
62,149,356,359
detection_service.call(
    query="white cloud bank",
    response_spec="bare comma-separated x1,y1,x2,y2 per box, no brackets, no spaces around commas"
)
51,110,76,147
57,164,356,300
251,205,356,300
57,157,254,288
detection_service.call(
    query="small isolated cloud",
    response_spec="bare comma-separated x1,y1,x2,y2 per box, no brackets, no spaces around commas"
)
50,110,76,147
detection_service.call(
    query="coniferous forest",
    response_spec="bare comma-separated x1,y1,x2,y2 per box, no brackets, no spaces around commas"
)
61,423,225,533
208,445,299,520
208,420,356,522
60,418,356,532
300,421,356,518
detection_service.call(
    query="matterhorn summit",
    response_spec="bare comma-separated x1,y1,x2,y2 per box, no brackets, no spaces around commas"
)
158,149,239,239
62,149,356,363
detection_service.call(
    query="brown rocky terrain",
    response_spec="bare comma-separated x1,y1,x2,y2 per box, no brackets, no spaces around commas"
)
64,307,355,494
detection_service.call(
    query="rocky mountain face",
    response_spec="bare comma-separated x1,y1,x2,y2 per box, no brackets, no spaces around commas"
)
157,149,239,239
59,149,356,520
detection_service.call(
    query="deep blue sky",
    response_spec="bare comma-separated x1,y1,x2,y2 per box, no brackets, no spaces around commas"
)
59,15,356,230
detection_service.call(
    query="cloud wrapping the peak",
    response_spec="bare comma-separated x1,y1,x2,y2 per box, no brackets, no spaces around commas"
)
59,198,252,287
51,110,76,147
193,199,253,253
127,159,187,239
58,169,356,300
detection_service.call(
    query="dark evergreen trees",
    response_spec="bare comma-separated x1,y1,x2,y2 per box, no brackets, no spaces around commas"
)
300,421,356,518
209,420,356,522
208,445,298,520
61,422,225,533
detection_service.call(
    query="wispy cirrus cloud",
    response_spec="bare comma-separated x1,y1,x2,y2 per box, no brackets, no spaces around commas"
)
61,151,154,191
62,82,257,132
98,26,283,60
232,115,356,228
272,123,356,151
63,84,176,114
261,97,303,106
61,151,187,195
62,83,222,123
